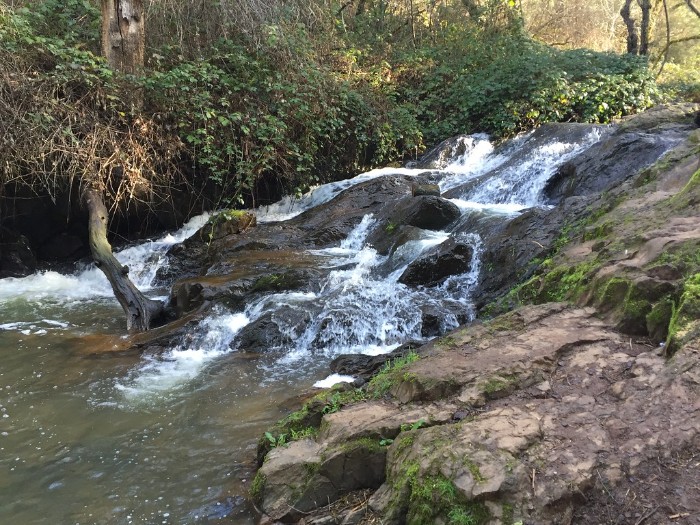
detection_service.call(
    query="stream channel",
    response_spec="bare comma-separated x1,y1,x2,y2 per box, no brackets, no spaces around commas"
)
0,129,602,524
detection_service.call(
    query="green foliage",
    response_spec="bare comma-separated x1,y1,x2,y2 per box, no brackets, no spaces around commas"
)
1,0,662,224
400,419,426,432
658,59,700,103
320,388,368,414
140,40,422,204
367,350,420,397
396,33,659,142
405,472,491,525
17,0,100,50
264,431,287,448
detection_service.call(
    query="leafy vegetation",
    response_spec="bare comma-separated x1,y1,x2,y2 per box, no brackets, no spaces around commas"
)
367,350,420,397
0,0,680,230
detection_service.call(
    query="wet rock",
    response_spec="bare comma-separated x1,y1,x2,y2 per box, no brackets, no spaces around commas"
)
398,195,461,231
408,135,472,169
399,238,473,287
198,210,256,242
319,441,386,492
411,183,440,197
366,224,425,257
234,307,312,353
329,342,423,381
666,274,700,354
256,439,332,522
543,105,699,204
0,228,37,278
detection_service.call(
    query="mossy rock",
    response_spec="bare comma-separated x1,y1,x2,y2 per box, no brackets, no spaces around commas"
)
646,298,675,343
199,209,256,241
256,384,364,466
251,271,306,293
666,273,700,354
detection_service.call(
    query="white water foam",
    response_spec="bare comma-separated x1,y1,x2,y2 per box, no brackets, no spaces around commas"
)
233,218,482,375
465,129,603,207
449,199,526,215
115,311,249,405
254,133,539,223
313,374,355,388
0,213,211,307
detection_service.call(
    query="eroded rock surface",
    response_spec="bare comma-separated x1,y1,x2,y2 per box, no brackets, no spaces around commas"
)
254,305,700,524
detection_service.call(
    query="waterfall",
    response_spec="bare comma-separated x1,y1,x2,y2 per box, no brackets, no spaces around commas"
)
0,126,610,525
0,128,604,398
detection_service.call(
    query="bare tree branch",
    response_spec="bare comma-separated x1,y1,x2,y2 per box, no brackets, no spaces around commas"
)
685,0,700,17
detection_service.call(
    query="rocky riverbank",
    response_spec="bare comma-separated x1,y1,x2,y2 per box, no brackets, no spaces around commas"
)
249,104,700,524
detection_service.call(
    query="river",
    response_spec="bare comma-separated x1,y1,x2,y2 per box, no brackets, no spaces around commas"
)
0,129,602,524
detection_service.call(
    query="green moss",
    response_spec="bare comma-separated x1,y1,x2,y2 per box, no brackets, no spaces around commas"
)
666,273,700,353
367,350,420,398
485,313,525,333
502,503,515,525
250,471,266,504
436,335,458,347
646,298,675,342
407,474,490,525
215,209,248,221
647,240,700,277
341,437,384,455
385,221,398,234
251,272,305,293
582,220,613,241
389,459,490,525
465,460,486,483
482,376,512,396
596,277,630,309
395,434,416,455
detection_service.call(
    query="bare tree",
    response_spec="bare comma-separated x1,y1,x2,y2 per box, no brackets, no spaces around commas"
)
87,0,162,332
621,0,640,53
101,0,145,74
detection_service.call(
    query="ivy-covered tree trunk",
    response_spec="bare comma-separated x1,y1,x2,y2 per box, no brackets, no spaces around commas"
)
101,0,144,74
85,188,163,332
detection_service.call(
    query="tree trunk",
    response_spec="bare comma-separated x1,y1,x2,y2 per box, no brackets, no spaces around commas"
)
621,0,639,54
638,0,652,55
85,188,163,332
101,0,145,74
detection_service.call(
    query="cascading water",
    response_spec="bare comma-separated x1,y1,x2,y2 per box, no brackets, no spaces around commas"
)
0,128,603,524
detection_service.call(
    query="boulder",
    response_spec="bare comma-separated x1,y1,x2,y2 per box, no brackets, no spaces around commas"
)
0,229,37,278
411,183,441,197
399,238,473,287
233,307,313,353
407,135,473,170
198,210,257,242
400,195,461,231
329,341,423,381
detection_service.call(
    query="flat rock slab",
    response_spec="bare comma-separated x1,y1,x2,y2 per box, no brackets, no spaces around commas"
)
256,303,700,524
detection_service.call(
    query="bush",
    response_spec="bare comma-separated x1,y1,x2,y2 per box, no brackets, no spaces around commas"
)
396,31,660,142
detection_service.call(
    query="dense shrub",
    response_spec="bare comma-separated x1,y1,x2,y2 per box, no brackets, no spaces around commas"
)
141,41,422,204
0,0,664,220
395,32,660,142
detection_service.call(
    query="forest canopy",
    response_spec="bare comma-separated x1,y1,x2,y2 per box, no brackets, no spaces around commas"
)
0,0,697,219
